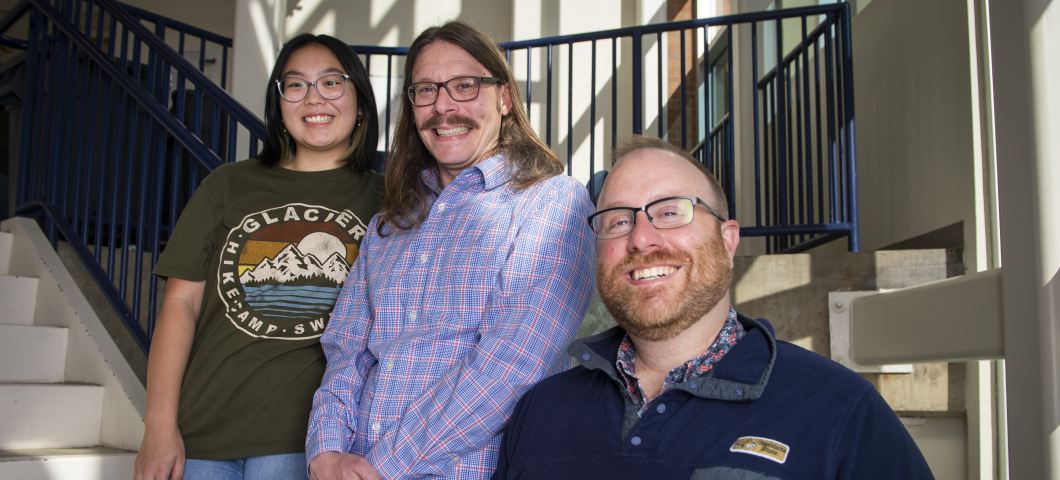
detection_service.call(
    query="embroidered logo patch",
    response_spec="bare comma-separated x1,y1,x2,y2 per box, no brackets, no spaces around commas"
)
730,436,790,464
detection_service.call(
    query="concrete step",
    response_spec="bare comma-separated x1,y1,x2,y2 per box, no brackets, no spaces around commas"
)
0,325,68,383
0,275,38,325
0,447,136,479
0,384,104,450
0,231,11,275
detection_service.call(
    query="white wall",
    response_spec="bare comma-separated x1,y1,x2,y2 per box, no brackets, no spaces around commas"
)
852,0,984,266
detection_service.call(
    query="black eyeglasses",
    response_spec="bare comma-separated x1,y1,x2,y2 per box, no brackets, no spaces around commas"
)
276,74,350,102
407,76,502,106
587,196,727,240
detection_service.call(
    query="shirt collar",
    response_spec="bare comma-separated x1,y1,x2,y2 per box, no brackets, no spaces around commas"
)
418,153,510,195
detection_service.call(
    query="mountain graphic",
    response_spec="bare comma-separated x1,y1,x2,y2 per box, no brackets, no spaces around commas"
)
240,243,350,285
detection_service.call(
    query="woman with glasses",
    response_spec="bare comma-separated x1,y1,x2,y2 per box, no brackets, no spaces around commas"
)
134,34,383,480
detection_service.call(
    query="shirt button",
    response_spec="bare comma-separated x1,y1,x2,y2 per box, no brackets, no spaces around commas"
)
689,381,698,389
387,361,394,370
630,436,642,446
656,403,666,414
452,456,459,462
420,254,428,263
735,389,744,396
409,311,417,320
581,353,591,361
625,404,631,412
372,422,381,432
438,203,446,212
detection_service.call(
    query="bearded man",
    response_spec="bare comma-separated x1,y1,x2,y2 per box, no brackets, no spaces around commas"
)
492,135,934,480
306,21,595,480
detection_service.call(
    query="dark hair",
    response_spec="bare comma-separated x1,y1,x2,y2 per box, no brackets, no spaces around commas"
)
378,20,562,234
610,135,729,220
260,33,378,171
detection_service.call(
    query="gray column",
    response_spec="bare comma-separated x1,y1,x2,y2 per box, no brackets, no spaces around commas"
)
988,0,1060,478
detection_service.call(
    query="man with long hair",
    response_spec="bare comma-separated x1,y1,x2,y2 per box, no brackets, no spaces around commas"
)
306,21,596,480
492,136,933,479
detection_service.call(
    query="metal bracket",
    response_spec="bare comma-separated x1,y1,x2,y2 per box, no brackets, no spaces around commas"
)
828,291,913,374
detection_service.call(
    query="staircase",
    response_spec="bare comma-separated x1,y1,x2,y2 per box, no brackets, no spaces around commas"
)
0,218,144,479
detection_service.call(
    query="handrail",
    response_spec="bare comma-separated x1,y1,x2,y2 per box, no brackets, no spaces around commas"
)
497,4,845,49
93,0,264,143
0,0,30,49
119,2,232,47
28,0,226,169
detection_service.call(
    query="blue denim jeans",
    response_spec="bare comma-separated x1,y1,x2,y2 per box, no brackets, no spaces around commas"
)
182,452,309,480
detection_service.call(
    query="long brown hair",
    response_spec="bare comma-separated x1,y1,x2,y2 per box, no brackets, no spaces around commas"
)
378,21,562,235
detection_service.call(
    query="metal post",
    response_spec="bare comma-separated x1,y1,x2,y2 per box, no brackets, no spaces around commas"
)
988,0,1060,477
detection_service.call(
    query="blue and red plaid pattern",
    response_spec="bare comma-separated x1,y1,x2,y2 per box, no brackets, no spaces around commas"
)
616,306,745,414
306,154,597,479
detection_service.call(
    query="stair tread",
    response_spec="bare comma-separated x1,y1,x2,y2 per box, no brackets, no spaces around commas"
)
0,446,135,460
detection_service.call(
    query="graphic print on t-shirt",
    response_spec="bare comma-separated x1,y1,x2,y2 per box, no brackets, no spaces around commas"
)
217,203,368,339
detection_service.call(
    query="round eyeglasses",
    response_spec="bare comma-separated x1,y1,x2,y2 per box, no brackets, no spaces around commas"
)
407,76,502,107
276,74,350,102
587,196,727,240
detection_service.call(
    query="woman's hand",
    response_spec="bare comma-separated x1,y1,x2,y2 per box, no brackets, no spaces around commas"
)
134,421,186,480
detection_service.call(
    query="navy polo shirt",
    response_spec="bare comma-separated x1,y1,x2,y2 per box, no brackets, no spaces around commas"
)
493,314,934,480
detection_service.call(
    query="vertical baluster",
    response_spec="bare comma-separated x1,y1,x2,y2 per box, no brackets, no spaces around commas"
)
679,28,686,150
838,9,858,251
632,32,642,134
221,42,229,89
824,14,837,223
775,19,787,250
705,27,712,165
546,44,552,146
801,16,814,229
525,47,531,122
386,54,392,155
813,28,824,227
589,39,596,200
656,31,662,138
171,73,186,247
795,51,804,232
726,24,735,220
566,41,572,175
751,21,762,227
611,37,617,150
227,117,238,163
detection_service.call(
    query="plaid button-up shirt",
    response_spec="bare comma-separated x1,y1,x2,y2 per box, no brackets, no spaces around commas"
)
307,154,597,479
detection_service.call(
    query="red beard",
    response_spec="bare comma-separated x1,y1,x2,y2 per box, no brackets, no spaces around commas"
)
597,230,732,341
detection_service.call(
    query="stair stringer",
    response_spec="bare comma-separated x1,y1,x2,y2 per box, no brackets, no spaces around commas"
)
1,218,145,451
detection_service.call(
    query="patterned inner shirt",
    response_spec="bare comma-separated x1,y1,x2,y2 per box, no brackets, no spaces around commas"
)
616,306,745,415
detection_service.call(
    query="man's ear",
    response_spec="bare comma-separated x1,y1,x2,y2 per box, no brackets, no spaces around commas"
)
720,219,741,267
499,83,512,116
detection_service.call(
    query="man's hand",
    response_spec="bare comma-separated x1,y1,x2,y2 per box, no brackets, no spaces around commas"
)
133,422,185,480
309,452,384,480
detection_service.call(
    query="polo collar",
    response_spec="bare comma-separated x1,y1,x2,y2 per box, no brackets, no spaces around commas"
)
567,313,777,403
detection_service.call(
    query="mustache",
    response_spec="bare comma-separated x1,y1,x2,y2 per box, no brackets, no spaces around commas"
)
420,113,480,131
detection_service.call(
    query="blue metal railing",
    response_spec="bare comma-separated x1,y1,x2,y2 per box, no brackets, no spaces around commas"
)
5,1,858,355
9,0,263,354
353,3,858,253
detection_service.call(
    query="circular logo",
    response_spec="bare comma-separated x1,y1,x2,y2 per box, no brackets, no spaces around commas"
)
217,203,368,339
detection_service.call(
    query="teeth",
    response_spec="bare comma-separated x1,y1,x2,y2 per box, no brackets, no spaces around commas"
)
436,127,470,136
632,266,676,281
304,115,333,123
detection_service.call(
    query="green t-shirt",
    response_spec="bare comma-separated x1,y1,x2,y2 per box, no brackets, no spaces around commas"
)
153,158,384,460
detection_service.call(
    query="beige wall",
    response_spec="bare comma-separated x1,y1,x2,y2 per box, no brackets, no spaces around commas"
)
852,0,982,266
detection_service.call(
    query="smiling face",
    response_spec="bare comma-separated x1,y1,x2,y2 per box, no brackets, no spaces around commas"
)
279,44,360,168
410,41,511,186
595,148,740,341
